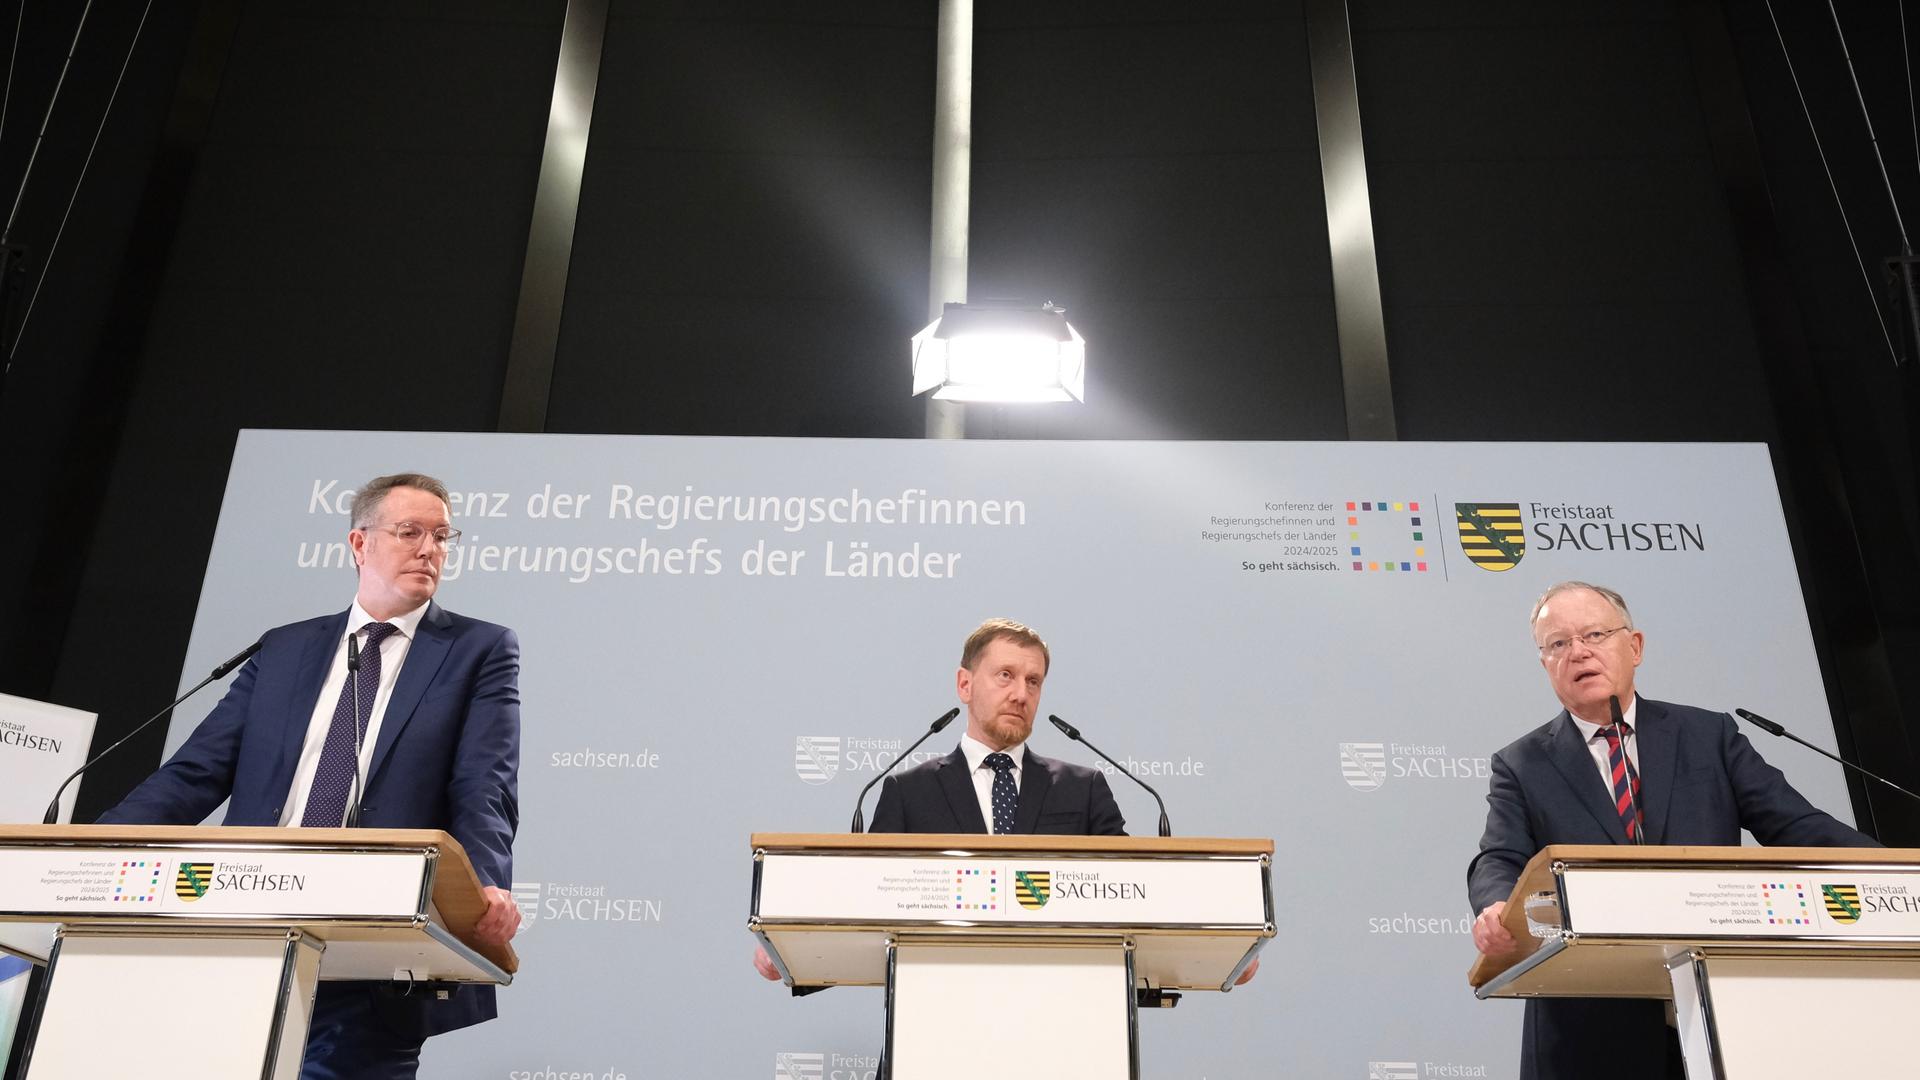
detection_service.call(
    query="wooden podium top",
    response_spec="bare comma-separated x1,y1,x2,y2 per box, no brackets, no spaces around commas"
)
752,832,1272,856
0,825,516,974
1468,843,1919,989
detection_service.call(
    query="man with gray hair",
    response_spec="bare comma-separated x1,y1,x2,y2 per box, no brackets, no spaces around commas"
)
100,472,522,1079
1466,580,1873,1080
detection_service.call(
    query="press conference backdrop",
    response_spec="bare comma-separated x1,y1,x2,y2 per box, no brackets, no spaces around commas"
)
158,431,1849,1079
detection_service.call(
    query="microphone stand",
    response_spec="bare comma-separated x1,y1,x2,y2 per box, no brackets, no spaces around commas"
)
850,708,960,832
1049,714,1172,837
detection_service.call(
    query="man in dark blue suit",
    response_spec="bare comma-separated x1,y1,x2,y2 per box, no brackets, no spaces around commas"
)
867,618,1127,837
1467,581,1873,1080
98,472,521,1080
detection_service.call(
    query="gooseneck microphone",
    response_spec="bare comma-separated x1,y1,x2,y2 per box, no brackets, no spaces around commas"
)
850,707,960,832
342,633,366,829
44,639,263,824
1608,695,1644,845
1049,714,1172,837
1735,707,1920,805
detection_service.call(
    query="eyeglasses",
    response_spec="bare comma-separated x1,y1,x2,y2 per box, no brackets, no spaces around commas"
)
366,521,462,548
1537,626,1629,659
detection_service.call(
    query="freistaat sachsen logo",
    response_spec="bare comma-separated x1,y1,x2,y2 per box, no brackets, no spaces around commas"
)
1455,503,1525,571
1340,742,1387,792
1014,870,1051,910
773,1051,824,1080
793,736,840,785
1823,884,1862,924
174,862,214,902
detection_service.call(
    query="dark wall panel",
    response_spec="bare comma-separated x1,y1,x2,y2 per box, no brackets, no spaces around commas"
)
1354,2,1775,441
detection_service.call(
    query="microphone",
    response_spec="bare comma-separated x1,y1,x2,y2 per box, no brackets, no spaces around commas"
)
342,633,366,829
1734,708,1920,805
1049,714,1172,837
1609,695,1644,845
44,639,263,824
850,707,959,832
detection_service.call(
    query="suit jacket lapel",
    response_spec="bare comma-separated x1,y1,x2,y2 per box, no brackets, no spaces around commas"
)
934,745,989,833
1632,697,1676,844
367,602,451,785
1546,710,1629,843
1013,749,1054,834
279,611,350,780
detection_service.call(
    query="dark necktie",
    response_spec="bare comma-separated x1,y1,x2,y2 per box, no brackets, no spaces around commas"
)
301,622,399,827
1599,723,1643,841
984,752,1018,834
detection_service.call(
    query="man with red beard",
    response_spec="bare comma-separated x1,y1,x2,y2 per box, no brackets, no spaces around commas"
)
1468,581,1873,1080
867,617,1125,836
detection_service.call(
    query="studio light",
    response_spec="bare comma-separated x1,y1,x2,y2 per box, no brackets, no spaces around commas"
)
911,300,1086,403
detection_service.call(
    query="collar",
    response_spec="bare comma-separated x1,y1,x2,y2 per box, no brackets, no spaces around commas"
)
961,730,1027,773
1570,693,1640,742
346,598,429,642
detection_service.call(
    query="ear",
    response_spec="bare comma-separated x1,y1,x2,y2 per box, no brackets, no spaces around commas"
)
347,527,369,570
955,665,973,704
1626,629,1644,668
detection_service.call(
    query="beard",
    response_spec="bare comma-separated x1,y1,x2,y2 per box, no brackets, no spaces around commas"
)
984,711,1034,747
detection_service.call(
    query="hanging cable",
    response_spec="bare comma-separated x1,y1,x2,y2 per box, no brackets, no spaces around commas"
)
7,0,150,364
0,2,25,157
2,0,90,247
1764,0,1899,363
1905,0,1919,188
1828,0,1911,253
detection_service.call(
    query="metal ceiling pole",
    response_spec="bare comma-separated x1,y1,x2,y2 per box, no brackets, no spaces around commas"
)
1305,0,1398,439
925,0,972,439
498,0,608,433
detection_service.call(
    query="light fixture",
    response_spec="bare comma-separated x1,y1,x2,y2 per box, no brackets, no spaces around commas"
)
911,300,1086,403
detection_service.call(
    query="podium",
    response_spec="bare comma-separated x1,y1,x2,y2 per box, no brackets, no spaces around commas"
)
1470,845,1920,1078
0,825,516,1080
749,833,1273,1080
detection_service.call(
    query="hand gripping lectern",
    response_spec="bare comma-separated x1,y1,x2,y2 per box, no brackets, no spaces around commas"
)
749,833,1274,1080
1470,844,1920,1079
0,825,516,1080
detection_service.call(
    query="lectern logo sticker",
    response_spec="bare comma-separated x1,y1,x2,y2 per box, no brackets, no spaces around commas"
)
1368,1064,1417,1080
793,737,840,785
1455,503,1525,571
1014,870,1051,910
1823,884,1862,924
174,862,214,902
1340,743,1388,792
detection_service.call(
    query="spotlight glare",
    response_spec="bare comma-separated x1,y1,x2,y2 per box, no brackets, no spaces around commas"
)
912,301,1086,404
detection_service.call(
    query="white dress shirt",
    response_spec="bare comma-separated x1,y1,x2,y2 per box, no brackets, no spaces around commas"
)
960,731,1027,831
278,600,429,826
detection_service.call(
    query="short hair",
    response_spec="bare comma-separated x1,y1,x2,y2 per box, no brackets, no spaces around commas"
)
960,618,1050,674
1529,581,1633,634
350,473,451,529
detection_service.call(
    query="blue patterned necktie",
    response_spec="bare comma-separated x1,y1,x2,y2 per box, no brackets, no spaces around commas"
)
301,622,399,827
984,752,1018,834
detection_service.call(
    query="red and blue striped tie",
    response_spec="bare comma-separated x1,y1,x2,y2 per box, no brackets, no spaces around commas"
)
1600,724,1643,841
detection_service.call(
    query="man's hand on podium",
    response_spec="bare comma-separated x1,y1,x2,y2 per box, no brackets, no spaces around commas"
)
474,885,523,947
1472,900,1517,956
1235,956,1259,985
753,943,782,981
